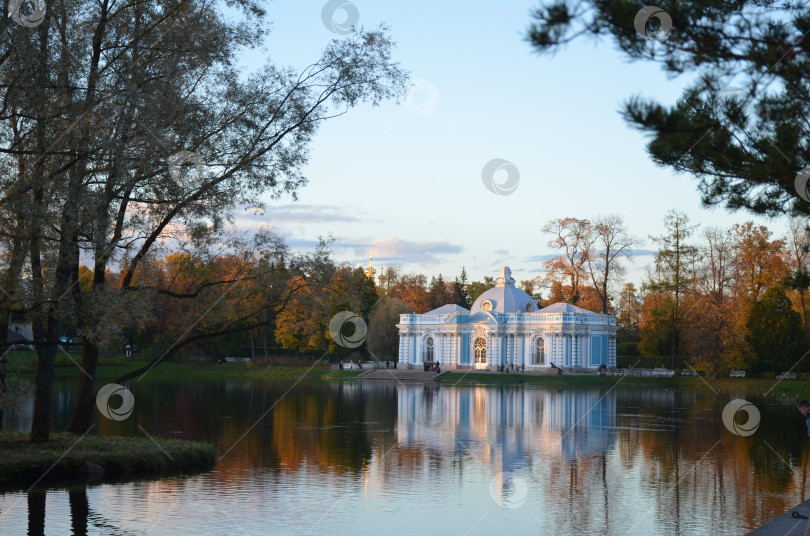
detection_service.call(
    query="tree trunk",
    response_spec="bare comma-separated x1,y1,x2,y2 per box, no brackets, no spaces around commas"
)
68,342,99,434
0,311,7,431
671,329,679,370
263,313,269,359
30,335,57,442
29,227,59,442
0,349,5,431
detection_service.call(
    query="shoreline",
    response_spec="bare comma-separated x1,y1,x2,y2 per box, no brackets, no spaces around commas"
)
427,370,810,393
9,352,810,394
0,432,216,492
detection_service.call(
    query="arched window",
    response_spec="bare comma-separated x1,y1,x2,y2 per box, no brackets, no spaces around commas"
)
474,337,487,364
424,336,434,362
533,338,545,365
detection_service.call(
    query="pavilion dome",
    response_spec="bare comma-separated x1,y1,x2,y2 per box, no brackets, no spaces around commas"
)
470,266,539,315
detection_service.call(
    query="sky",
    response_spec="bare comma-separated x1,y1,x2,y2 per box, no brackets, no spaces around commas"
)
230,0,788,287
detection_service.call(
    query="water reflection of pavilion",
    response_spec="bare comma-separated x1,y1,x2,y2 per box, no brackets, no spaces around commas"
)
396,386,617,468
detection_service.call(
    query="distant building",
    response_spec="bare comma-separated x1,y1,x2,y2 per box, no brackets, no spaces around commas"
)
396,266,617,369
7,323,33,349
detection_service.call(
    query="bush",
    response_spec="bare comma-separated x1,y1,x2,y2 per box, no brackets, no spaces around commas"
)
617,342,639,357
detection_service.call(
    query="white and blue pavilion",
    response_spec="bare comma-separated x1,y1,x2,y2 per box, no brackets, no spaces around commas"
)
396,267,617,370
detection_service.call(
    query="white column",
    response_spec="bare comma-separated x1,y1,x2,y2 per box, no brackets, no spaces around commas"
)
398,331,405,363
440,333,445,364
552,334,557,364
609,334,617,367
402,332,408,364
553,334,558,364
505,333,511,365
583,332,589,367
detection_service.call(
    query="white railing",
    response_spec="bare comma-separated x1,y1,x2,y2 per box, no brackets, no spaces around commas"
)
607,367,675,378
338,361,397,371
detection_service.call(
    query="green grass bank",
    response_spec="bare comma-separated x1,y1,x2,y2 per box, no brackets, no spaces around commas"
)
7,349,810,394
0,433,216,491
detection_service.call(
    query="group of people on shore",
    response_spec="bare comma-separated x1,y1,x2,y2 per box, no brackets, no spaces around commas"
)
499,362,525,374
423,361,442,373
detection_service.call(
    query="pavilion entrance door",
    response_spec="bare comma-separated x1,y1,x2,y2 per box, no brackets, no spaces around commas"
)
474,337,487,369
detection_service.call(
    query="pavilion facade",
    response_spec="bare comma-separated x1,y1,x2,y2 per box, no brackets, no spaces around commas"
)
396,267,617,370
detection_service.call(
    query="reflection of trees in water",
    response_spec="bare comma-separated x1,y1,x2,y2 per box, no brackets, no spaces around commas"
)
26,487,135,536
27,491,45,536
12,380,810,534
69,488,88,536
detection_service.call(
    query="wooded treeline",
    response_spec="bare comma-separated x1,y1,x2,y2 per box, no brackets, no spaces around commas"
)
44,208,806,383
0,0,407,441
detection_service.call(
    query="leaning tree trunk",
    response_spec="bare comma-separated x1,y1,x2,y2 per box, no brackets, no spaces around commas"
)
68,342,99,434
68,253,108,434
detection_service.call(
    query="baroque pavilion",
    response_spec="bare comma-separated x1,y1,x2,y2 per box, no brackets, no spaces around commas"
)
396,266,617,370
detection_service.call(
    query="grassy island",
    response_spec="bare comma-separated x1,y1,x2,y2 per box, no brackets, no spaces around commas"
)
0,433,216,491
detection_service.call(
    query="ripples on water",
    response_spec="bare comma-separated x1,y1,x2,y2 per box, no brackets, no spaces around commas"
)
0,379,807,535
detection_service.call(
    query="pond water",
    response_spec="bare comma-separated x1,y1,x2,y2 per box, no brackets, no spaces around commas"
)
1,377,809,535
